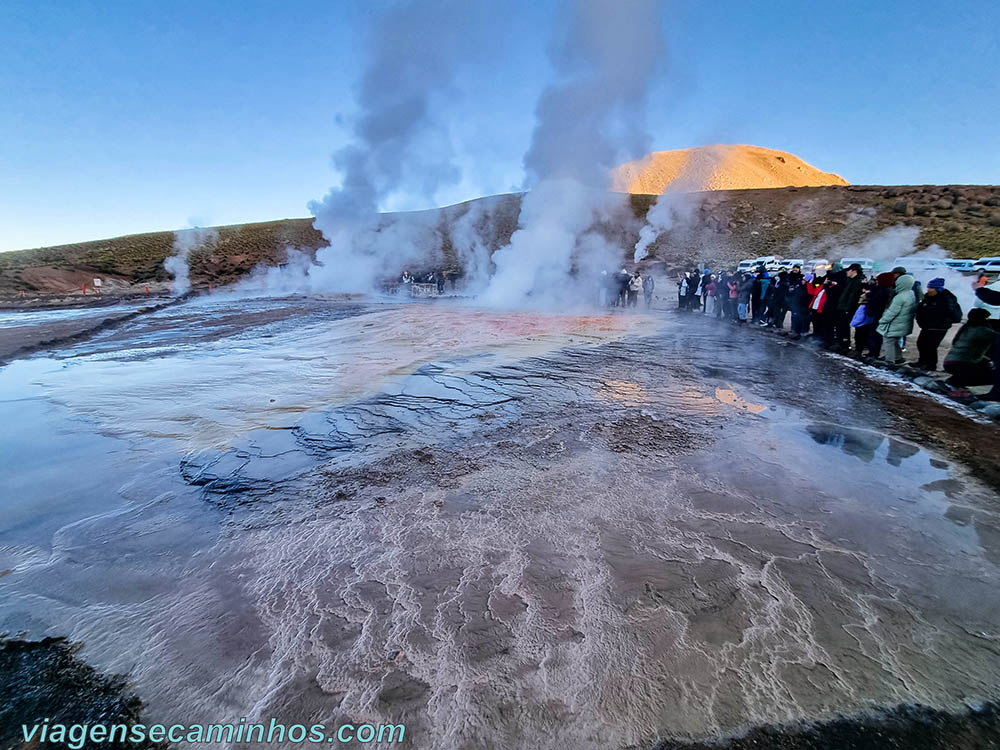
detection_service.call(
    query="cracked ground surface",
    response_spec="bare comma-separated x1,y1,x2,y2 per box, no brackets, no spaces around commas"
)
1,296,999,748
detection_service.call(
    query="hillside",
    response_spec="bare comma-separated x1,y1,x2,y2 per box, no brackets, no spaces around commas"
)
612,144,849,193
3,185,1000,299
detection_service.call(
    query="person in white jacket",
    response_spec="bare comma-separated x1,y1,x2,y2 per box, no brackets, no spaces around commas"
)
974,278,1000,317
627,272,643,307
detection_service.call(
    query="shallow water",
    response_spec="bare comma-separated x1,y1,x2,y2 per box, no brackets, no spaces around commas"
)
1,297,998,748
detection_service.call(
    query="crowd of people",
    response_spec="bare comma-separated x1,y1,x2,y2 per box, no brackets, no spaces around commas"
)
398,269,455,294
599,268,656,308
674,264,1000,400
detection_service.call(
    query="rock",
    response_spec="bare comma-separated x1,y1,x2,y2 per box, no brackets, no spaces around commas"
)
935,199,953,210
893,200,914,216
989,215,1000,227
913,376,937,388
972,402,1000,418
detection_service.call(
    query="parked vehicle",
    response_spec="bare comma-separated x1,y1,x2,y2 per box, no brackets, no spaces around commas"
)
942,259,976,272
975,257,1000,273
892,257,948,274
754,255,781,271
737,259,756,273
807,258,832,272
839,257,875,274
780,258,806,270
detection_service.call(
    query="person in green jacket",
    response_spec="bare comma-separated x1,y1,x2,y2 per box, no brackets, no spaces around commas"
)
876,274,917,364
943,308,996,387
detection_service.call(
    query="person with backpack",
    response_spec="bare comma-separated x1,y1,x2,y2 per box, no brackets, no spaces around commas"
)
914,277,963,370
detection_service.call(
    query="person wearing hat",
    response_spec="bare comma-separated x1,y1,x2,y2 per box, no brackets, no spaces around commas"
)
943,308,996,388
834,263,865,350
915,277,963,370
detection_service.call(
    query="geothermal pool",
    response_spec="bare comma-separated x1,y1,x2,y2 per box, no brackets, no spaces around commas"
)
2,295,999,747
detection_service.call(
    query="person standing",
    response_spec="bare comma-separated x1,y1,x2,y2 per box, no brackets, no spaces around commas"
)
727,274,740,321
914,277,963,370
766,271,789,328
687,269,701,310
786,270,807,338
835,263,865,349
704,274,718,316
700,269,712,313
809,279,831,340
737,274,754,324
642,273,655,308
974,277,1000,318
876,274,918,364
436,271,446,295
864,272,896,356
627,271,642,307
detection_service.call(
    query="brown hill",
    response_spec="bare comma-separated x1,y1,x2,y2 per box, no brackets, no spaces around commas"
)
3,185,1000,302
612,144,849,193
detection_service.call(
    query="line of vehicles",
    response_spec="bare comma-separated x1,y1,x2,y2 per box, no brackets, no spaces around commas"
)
733,255,1000,275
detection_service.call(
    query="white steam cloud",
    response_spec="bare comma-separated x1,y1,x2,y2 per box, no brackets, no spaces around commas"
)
801,223,977,313
480,0,666,308
633,147,721,262
305,1,489,293
164,224,218,295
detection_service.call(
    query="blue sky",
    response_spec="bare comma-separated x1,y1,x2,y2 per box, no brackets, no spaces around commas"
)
1,0,998,252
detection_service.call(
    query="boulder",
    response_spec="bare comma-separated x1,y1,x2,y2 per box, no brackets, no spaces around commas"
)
893,200,914,216
973,402,1000,418
935,199,953,210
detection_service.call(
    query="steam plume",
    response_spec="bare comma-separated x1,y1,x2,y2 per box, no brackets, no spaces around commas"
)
164,224,218,295
481,0,666,307
306,1,486,293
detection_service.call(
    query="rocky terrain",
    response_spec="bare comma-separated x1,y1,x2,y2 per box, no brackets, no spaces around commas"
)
3,184,1000,301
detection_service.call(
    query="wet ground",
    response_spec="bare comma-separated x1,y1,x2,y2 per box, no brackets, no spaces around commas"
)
1,294,999,748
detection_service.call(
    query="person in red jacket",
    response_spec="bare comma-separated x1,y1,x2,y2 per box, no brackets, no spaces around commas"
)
809,278,838,343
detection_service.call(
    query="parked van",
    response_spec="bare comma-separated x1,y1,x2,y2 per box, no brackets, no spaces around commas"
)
943,259,976,272
975,257,1000,273
892,257,947,274
754,255,781,271
807,258,832,272
839,257,875,274
736,259,756,273
781,258,806,270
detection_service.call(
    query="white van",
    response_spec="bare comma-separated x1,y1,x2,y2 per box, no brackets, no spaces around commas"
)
893,257,947,274
943,259,976,272
736,259,756,273
975,257,1000,273
839,257,875,273
781,258,806,270
754,255,781,271
807,258,832,272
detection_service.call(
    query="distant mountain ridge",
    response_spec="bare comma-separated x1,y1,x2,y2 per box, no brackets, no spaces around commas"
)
612,144,849,193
